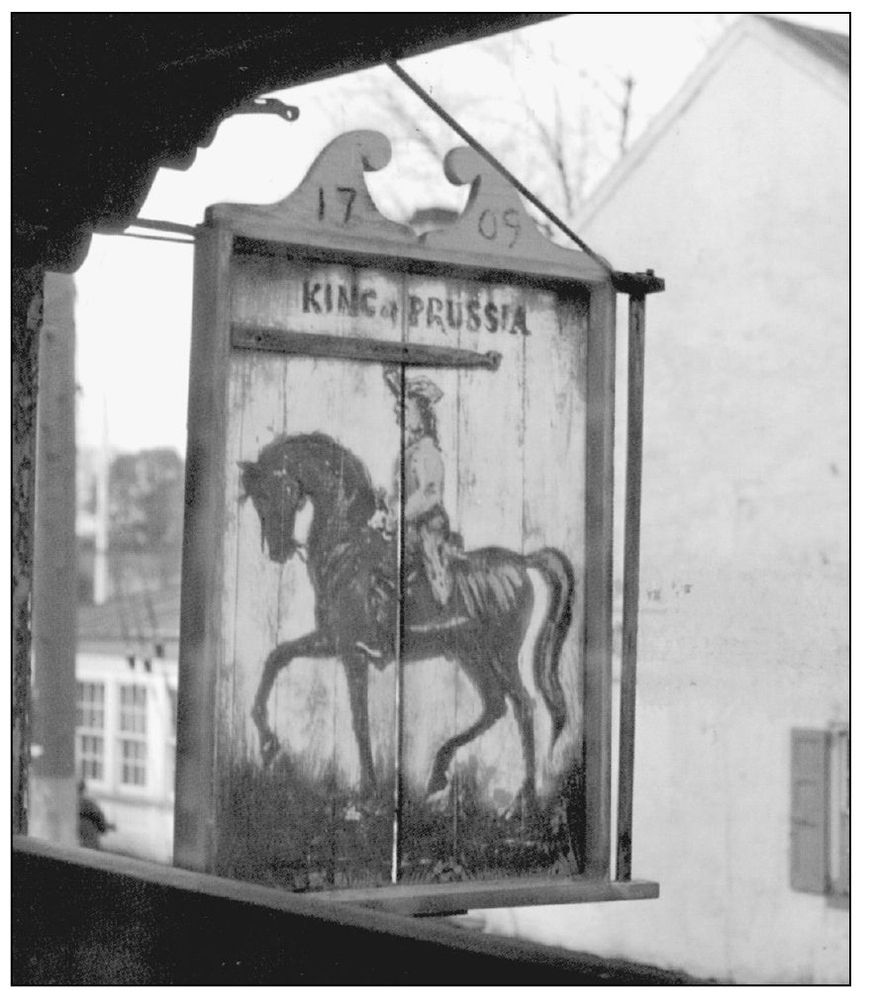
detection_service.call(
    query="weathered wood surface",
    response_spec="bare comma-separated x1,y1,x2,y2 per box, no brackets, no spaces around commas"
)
30,271,79,846
215,258,590,886
175,226,234,871
580,282,617,879
422,145,607,283
310,875,659,916
231,323,501,369
396,274,588,882
177,131,632,905
617,293,647,882
215,256,403,888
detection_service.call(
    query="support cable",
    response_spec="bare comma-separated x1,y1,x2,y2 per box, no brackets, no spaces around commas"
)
388,56,664,887
127,218,198,237
385,57,610,269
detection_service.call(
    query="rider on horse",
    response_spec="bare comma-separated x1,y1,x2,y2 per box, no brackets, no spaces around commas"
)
359,368,462,659
385,367,458,606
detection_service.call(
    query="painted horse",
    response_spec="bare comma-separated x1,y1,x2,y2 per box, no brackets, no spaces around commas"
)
239,432,574,806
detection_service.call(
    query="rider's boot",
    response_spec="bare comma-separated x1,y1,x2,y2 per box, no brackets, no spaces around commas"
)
355,641,383,661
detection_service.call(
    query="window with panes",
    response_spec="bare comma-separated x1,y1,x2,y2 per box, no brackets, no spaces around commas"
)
166,686,178,797
76,681,105,781
118,684,148,786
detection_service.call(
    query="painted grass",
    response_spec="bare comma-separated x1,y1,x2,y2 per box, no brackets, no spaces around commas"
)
215,754,583,891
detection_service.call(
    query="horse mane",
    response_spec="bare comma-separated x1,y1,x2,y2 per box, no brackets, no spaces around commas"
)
256,432,377,528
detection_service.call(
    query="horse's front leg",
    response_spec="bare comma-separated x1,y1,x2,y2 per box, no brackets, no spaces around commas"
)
252,630,332,765
343,653,377,796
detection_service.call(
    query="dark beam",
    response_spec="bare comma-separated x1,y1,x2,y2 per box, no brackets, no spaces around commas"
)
13,837,697,985
11,267,43,836
12,15,560,272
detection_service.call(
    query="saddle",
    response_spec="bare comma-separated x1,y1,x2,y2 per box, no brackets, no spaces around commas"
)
356,515,468,657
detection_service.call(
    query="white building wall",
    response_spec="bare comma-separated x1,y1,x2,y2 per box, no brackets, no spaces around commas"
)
483,25,848,984
76,652,177,864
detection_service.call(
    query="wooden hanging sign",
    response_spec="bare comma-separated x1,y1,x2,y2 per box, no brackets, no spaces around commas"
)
174,130,658,913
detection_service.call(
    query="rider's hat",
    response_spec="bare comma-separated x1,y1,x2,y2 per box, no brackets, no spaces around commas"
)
407,376,443,404
383,367,443,405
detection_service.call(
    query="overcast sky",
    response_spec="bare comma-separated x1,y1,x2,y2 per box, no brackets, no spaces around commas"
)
73,11,851,455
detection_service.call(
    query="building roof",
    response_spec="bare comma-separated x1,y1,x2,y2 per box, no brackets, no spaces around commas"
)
755,15,849,74
78,586,181,658
580,14,849,230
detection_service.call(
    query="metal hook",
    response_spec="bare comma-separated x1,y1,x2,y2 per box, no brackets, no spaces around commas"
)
231,97,300,123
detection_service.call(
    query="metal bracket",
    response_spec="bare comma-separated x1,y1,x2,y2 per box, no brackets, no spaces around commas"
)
612,269,665,296
230,97,300,123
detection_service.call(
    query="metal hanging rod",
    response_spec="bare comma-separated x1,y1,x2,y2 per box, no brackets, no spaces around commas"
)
384,57,610,270
128,217,198,237
96,216,197,243
116,232,195,246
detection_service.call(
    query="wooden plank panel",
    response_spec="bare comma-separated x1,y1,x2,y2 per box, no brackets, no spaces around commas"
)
581,282,616,879
394,272,467,883
230,249,405,345
520,288,589,876
396,273,587,881
211,250,402,891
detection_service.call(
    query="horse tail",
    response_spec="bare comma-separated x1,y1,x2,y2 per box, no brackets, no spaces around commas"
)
526,548,575,747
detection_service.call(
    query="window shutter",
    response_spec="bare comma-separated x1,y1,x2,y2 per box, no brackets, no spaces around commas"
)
790,729,830,893
831,725,850,901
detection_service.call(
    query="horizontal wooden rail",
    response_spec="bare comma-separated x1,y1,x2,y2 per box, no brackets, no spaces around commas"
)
231,323,502,369
311,875,659,916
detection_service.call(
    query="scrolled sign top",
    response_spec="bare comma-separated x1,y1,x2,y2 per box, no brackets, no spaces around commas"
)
207,130,610,286
424,144,611,284
208,129,413,248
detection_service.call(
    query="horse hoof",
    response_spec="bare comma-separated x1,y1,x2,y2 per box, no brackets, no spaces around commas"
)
426,784,452,812
502,786,538,821
260,734,280,766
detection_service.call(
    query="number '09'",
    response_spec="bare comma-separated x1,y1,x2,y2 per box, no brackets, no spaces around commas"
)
478,208,521,248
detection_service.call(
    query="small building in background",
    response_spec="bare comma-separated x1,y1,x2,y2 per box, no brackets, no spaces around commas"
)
75,590,180,863
483,15,849,984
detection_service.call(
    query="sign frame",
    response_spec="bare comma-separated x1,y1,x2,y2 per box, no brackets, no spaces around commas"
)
174,130,658,913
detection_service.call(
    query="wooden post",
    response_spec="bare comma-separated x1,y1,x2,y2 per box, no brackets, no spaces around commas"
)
581,280,616,879
12,265,44,836
616,292,646,881
173,225,234,872
29,271,79,846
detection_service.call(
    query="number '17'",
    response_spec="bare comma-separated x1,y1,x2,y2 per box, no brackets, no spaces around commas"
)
318,186,357,224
